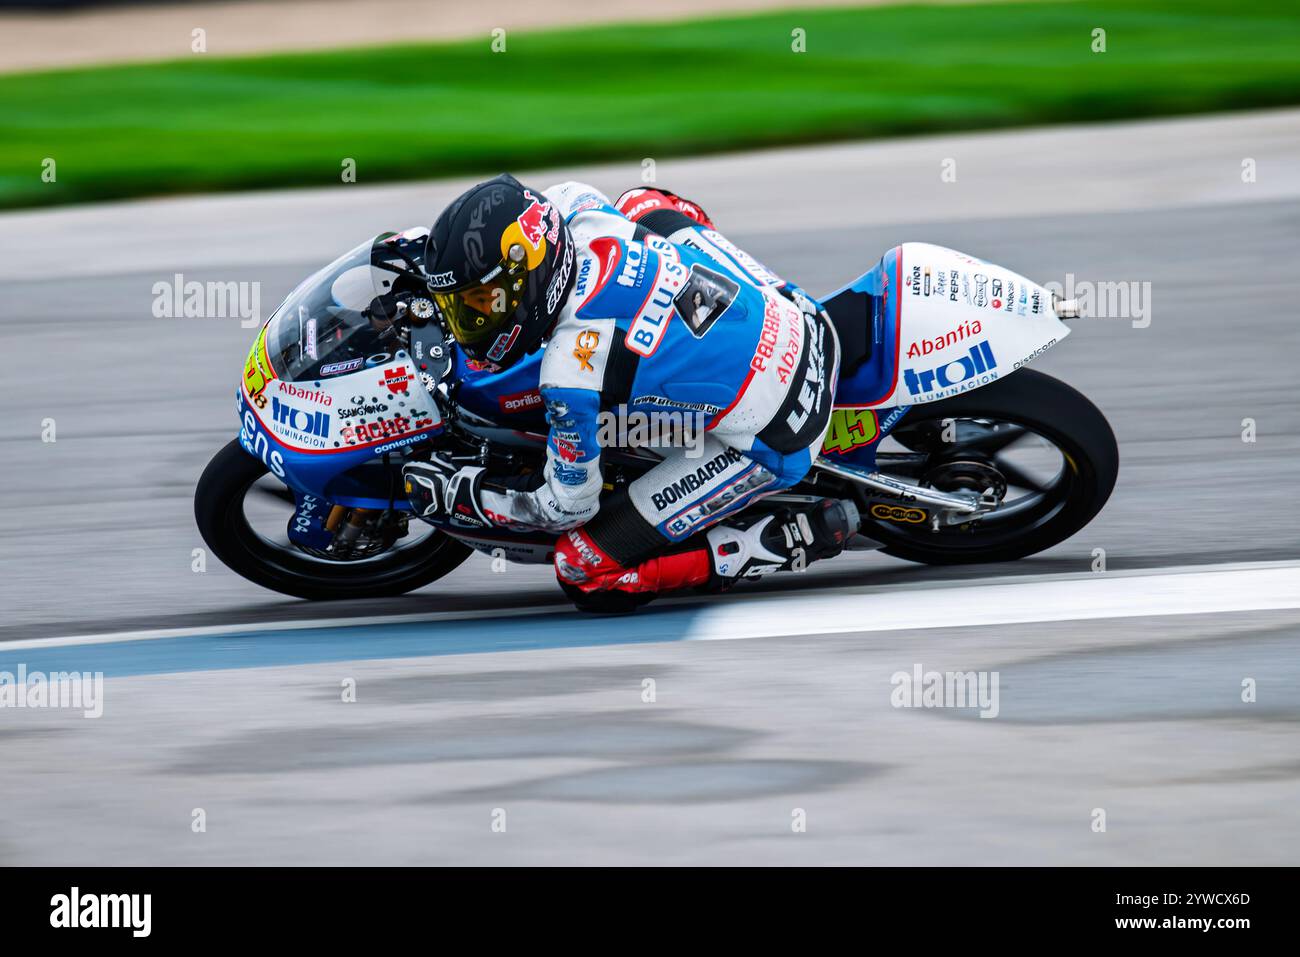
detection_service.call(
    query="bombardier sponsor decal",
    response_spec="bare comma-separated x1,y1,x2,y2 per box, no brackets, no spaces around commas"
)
906,318,983,359
650,448,744,511
903,341,998,398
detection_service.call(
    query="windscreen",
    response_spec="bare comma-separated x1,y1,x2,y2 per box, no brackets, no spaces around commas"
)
262,237,411,383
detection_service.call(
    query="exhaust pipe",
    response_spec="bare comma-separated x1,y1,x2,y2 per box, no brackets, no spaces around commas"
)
1052,293,1081,320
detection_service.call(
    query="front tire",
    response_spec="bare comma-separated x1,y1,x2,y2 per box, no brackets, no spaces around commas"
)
863,369,1118,565
194,439,471,600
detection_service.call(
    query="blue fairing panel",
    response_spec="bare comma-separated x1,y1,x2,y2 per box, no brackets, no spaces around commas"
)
820,246,903,411
236,392,440,506
453,348,549,431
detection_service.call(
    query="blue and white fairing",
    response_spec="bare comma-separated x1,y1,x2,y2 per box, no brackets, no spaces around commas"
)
813,242,1071,470
236,236,447,510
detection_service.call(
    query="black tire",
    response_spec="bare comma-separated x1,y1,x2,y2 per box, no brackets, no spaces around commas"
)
194,439,472,600
862,369,1118,565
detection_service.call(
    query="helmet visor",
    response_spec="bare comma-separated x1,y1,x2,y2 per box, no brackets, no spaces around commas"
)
433,261,527,351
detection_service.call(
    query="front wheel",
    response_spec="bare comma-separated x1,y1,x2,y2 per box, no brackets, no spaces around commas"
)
194,439,471,600
861,369,1119,565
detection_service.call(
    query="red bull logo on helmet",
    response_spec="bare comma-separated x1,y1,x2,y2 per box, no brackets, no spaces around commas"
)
517,191,558,251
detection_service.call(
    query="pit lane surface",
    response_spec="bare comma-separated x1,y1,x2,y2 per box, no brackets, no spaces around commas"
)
1,110,1297,864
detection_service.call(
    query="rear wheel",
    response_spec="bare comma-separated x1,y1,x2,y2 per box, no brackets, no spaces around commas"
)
194,439,471,600
860,369,1118,565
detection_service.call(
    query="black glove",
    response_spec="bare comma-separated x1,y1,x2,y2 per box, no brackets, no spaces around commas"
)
402,454,491,530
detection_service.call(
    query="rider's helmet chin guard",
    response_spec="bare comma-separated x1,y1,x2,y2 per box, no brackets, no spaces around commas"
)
423,174,574,371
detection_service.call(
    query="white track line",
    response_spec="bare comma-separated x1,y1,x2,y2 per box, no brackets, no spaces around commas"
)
687,563,1300,641
4,561,1298,653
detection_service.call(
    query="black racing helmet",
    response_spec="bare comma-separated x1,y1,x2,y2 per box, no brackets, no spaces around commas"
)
423,174,574,370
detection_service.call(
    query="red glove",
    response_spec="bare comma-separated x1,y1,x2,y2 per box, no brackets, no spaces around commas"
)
613,188,715,230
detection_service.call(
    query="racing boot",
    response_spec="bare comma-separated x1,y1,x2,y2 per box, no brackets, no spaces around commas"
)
555,498,860,613
704,498,860,587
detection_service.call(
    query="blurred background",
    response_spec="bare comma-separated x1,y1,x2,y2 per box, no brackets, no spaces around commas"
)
3,0,1299,208
1,0,1298,866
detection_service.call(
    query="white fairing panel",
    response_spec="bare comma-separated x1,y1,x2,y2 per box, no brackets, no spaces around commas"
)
880,242,1070,407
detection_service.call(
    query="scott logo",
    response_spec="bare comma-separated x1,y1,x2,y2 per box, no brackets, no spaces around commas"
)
903,341,997,397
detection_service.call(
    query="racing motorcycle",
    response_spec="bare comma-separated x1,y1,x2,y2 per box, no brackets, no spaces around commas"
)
195,233,1118,602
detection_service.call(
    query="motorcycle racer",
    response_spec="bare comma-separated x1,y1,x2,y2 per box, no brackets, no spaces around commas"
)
403,174,858,609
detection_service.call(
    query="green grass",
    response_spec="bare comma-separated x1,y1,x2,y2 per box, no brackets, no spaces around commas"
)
2,0,1299,209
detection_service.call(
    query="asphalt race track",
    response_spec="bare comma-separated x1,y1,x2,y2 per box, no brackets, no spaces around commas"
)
1,110,1297,864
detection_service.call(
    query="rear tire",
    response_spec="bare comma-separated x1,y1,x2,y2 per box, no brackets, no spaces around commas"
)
864,369,1118,565
194,439,471,600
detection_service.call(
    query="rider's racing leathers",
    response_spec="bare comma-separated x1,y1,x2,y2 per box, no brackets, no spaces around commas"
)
463,182,849,598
